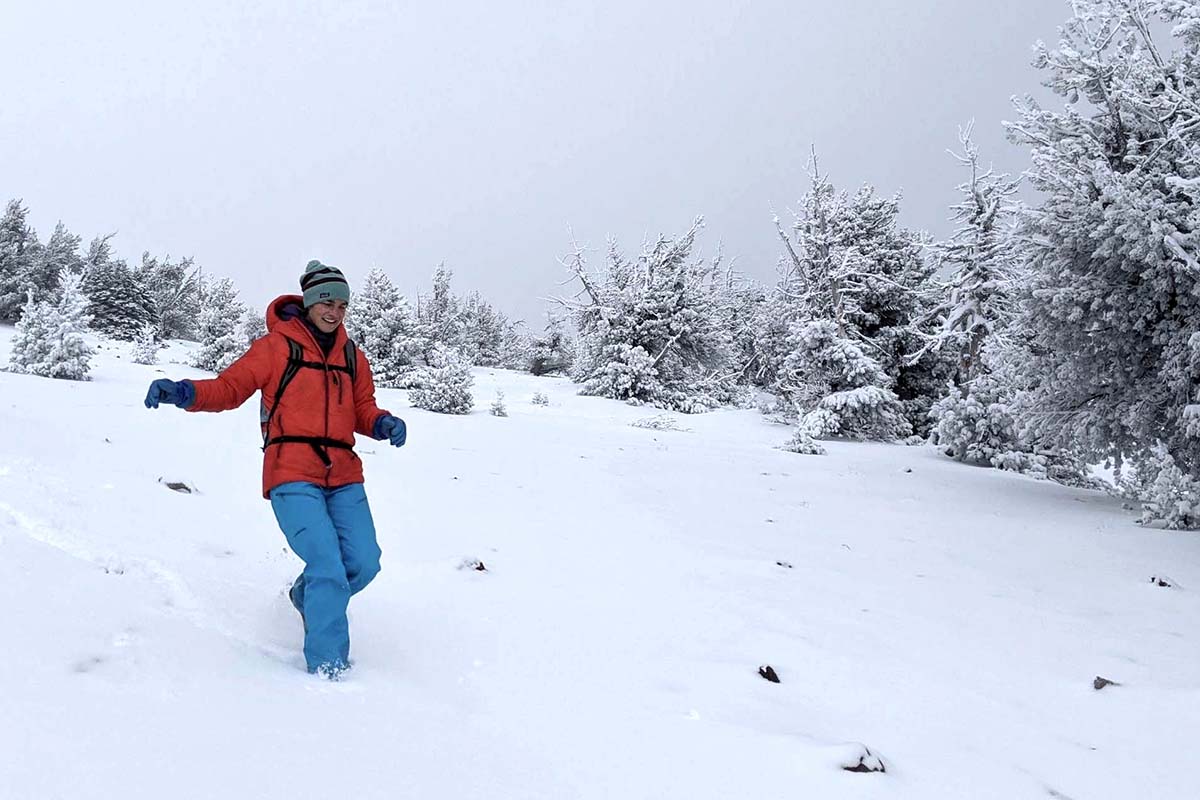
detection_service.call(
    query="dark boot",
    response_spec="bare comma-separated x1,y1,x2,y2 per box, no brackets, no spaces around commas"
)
288,574,307,633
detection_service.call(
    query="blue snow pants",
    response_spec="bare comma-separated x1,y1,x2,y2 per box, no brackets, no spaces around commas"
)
269,481,382,673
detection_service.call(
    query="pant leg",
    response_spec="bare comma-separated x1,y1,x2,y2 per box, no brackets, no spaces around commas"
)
269,482,351,672
325,483,382,596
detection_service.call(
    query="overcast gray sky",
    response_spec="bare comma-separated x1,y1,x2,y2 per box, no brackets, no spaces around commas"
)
0,0,1072,323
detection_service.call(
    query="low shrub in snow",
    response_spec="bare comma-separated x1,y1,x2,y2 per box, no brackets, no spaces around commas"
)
630,414,690,432
928,379,1020,465
780,429,826,455
130,326,160,365
1116,449,1200,530
927,374,1098,489
800,385,911,441
490,391,508,417
781,321,911,441
409,344,474,414
531,392,549,406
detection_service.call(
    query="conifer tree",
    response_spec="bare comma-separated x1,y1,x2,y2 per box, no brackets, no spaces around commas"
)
81,235,153,340
562,218,735,410
767,160,948,433
528,314,575,376
8,272,93,380
190,277,248,372
919,124,1022,386
138,252,201,341
418,264,463,359
1006,0,1200,474
0,199,42,322
346,266,426,386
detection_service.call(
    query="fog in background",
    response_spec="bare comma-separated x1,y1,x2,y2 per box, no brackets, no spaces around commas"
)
1,1,1073,323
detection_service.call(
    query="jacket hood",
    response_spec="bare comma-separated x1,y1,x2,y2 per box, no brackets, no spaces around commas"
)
266,294,306,333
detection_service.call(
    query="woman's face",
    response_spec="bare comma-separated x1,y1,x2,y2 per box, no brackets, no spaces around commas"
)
306,299,348,333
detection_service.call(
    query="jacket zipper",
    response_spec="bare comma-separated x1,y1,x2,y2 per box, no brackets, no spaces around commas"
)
296,324,335,487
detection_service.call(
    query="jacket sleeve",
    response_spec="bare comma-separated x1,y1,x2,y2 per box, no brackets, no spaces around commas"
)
187,336,276,413
353,350,391,437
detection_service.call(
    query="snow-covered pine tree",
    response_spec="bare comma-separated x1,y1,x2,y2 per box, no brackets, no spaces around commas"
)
928,356,1023,466
40,221,84,278
81,235,153,340
7,291,52,373
527,314,575,376
417,264,464,361
781,320,910,440
498,318,531,371
717,267,767,388
490,390,508,417
130,325,160,365
20,221,85,308
190,276,249,372
921,127,1035,468
138,253,201,341
766,159,947,434
918,124,1022,386
0,199,42,322
409,343,475,414
561,218,735,411
831,184,947,434
460,291,505,366
8,272,93,380
242,310,267,345
1005,0,1200,478
345,266,426,387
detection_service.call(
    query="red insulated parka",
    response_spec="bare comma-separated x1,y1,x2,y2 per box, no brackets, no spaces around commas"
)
187,294,391,498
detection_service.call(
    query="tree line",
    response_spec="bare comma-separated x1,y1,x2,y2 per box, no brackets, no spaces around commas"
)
5,0,1199,527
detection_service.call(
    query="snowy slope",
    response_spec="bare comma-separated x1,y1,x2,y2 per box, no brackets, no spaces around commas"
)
2,326,1198,800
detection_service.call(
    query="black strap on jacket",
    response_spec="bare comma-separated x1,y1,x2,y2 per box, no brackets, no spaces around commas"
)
261,336,361,467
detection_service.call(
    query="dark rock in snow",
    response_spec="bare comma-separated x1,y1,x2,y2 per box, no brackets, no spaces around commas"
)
1093,676,1120,691
458,558,487,572
758,665,780,683
158,477,195,494
841,745,886,774
1150,575,1174,588
776,560,793,569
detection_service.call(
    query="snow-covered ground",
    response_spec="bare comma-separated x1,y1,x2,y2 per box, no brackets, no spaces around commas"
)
2,326,1198,800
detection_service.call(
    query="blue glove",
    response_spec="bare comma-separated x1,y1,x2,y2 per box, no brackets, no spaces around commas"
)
374,415,407,447
144,379,194,409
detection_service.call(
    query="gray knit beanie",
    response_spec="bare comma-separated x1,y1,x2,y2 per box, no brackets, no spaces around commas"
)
300,260,350,307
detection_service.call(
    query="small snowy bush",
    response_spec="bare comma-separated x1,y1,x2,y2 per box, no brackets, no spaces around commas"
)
490,390,508,417
531,391,549,406
409,345,474,415
782,321,911,441
928,379,1019,465
131,326,160,365
780,428,826,455
1117,450,1200,530
928,375,1097,488
800,385,911,441
579,343,661,404
630,414,690,432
